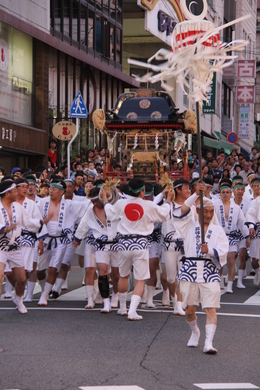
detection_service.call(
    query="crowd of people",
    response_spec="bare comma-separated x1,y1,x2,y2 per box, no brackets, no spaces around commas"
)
0,143,260,354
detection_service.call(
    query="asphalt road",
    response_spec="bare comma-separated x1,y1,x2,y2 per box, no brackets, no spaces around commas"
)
0,266,260,390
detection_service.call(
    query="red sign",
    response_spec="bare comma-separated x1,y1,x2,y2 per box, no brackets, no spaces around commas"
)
237,60,256,78
227,132,238,144
236,86,255,104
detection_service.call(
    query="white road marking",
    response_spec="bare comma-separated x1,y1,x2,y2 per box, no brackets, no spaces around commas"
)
244,290,260,305
79,386,145,390
194,383,259,389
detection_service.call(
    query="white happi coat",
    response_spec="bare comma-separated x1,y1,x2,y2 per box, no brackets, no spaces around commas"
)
246,198,260,258
74,203,118,251
21,198,46,247
173,208,228,283
37,197,88,246
162,201,184,253
0,201,42,252
104,197,171,250
214,198,249,246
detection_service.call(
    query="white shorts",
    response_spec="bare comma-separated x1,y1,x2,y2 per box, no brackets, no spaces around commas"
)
249,238,260,259
149,242,162,259
95,250,118,268
75,240,85,256
0,249,25,269
239,239,247,250
62,242,76,266
229,244,238,253
84,244,96,268
21,246,35,272
163,250,182,284
180,280,220,310
118,249,150,281
37,243,67,271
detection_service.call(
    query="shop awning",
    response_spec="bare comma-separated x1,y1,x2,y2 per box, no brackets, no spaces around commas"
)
203,131,235,154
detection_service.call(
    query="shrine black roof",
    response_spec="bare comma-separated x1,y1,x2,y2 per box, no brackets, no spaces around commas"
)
105,90,183,125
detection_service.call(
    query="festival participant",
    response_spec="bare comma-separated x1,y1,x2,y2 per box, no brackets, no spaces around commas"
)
246,195,260,286
161,178,190,316
100,178,174,321
12,178,47,303
173,183,229,354
243,172,256,202
51,179,90,297
233,182,251,289
25,175,40,203
214,183,249,294
143,183,163,308
0,180,47,314
73,186,119,313
36,179,87,306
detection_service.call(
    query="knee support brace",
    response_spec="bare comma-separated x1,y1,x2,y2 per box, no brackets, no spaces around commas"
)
98,275,110,299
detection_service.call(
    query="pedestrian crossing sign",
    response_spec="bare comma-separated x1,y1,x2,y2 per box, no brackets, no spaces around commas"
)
70,91,88,118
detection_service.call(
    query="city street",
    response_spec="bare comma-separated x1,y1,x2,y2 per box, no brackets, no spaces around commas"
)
0,265,260,390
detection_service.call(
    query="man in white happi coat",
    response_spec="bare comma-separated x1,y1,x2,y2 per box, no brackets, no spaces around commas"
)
37,179,87,306
161,178,190,316
214,182,249,294
246,194,260,285
173,183,229,354
100,178,174,321
51,178,90,297
73,186,119,313
0,180,47,314
233,182,251,288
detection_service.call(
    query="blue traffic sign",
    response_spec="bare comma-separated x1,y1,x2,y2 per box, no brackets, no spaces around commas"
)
70,91,88,118
227,132,238,144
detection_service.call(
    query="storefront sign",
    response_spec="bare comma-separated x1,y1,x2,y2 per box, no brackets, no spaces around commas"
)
239,105,250,139
138,0,182,46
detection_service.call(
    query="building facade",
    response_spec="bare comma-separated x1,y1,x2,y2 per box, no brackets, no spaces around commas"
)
0,0,138,173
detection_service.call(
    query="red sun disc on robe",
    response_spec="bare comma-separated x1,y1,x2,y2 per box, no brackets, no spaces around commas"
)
124,203,144,221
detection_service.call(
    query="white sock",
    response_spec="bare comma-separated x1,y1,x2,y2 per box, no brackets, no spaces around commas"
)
204,324,216,349
128,294,141,316
238,270,244,284
4,279,13,296
38,279,46,293
227,280,233,290
53,278,64,294
61,271,69,289
147,286,155,305
42,282,53,298
118,292,127,312
25,281,36,300
187,318,200,347
86,285,94,305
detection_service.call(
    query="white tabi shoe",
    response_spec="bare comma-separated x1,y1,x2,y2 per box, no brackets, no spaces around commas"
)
100,298,111,313
187,329,200,347
94,290,103,304
162,289,170,306
173,301,186,316
117,308,128,316
85,301,95,309
110,292,119,308
38,294,48,306
236,281,246,289
203,344,218,354
13,296,28,315
128,312,143,321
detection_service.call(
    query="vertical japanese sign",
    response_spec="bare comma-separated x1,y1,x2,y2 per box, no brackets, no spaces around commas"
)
239,105,250,139
202,71,216,114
